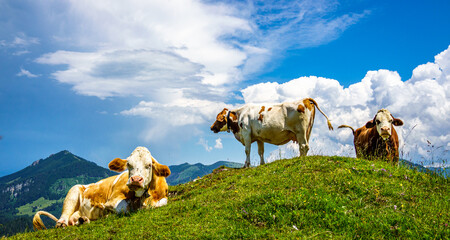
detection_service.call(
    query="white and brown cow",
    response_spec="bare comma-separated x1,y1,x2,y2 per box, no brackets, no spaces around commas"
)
33,146,170,230
210,98,333,167
338,109,404,163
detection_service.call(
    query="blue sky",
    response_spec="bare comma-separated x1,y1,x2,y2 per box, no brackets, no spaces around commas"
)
1,0,449,177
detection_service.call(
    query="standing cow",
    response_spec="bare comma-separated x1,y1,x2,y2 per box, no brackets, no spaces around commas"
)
210,98,333,167
338,109,404,163
33,146,170,229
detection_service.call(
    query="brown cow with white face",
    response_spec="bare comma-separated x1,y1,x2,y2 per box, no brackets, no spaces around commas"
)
338,109,404,163
33,146,170,229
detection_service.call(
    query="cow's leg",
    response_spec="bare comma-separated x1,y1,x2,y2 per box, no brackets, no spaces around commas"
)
242,134,252,167
57,185,83,228
257,141,265,165
244,142,251,167
296,132,309,156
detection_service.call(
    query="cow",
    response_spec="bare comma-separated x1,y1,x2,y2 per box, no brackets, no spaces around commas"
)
338,109,404,163
33,146,171,230
210,98,333,167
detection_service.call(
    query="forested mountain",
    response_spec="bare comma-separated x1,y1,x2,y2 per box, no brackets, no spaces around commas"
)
0,150,241,236
0,150,116,236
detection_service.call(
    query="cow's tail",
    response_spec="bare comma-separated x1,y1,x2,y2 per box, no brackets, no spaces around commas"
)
33,211,58,230
308,98,333,130
338,125,355,135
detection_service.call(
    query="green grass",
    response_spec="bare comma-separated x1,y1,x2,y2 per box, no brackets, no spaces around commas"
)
16,197,63,217
10,156,450,239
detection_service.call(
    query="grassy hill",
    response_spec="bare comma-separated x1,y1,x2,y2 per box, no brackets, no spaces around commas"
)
10,155,450,239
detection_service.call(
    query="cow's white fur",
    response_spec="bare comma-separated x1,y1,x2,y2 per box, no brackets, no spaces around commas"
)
214,99,333,167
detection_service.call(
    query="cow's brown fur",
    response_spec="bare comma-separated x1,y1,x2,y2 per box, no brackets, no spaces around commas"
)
338,111,403,163
258,106,265,121
297,104,305,113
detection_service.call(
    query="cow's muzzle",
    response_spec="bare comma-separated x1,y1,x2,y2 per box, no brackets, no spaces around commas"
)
380,127,390,140
128,176,144,190
210,125,219,133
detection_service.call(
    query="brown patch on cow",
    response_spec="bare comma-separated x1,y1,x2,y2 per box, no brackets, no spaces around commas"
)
258,106,265,121
297,104,305,113
268,107,272,111
303,98,314,111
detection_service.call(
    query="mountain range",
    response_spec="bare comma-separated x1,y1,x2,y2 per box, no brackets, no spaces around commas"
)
0,150,242,237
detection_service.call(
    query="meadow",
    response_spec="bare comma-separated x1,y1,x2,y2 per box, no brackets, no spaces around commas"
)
9,155,449,239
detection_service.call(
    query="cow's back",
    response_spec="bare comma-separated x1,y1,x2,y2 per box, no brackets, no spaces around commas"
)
239,100,313,145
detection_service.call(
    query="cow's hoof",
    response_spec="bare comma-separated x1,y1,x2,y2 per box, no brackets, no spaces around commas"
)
78,216,90,225
55,221,67,228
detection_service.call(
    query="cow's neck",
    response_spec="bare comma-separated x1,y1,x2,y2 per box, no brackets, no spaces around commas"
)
128,189,150,211
227,112,240,134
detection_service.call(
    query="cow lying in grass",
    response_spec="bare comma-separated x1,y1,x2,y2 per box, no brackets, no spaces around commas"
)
338,109,404,163
210,98,333,167
33,146,170,229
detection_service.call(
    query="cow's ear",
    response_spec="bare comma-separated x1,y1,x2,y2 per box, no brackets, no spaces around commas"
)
151,157,171,177
229,111,238,123
393,118,403,126
365,120,375,128
153,163,171,177
108,158,128,172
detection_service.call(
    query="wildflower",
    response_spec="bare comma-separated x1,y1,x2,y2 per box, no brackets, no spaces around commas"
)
389,174,392,177
241,208,248,215
394,205,397,210
293,225,299,231
381,168,386,172
400,183,403,187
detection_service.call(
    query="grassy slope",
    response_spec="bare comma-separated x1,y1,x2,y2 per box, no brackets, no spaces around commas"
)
10,156,449,239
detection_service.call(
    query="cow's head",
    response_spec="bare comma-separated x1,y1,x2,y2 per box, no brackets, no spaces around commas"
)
108,147,170,197
210,108,229,133
365,109,403,140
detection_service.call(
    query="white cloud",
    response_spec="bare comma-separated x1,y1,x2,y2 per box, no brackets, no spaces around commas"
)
1,33,39,48
198,137,212,152
17,68,39,78
30,0,368,141
214,138,223,149
242,45,450,164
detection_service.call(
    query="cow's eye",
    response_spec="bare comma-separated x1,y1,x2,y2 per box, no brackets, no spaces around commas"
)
146,164,151,169
376,120,381,124
127,163,132,169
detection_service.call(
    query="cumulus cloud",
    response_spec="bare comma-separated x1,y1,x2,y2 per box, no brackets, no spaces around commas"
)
17,68,39,78
214,138,223,149
243,45,450,164
27,0,368,142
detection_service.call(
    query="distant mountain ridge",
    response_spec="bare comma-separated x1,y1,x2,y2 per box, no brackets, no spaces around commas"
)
0,150,242,237
166,161,243,185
